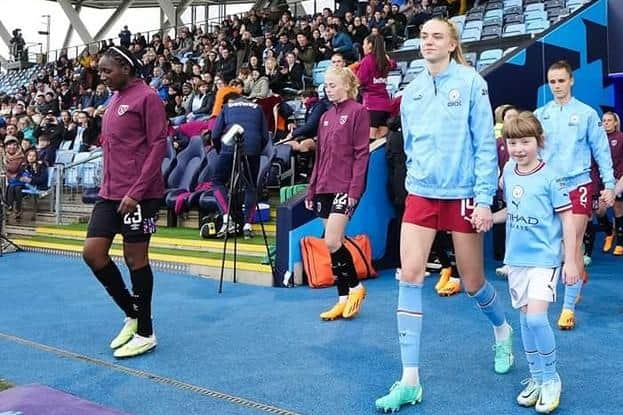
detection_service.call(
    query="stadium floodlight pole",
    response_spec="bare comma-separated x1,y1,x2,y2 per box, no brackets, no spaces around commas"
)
38,15,51,63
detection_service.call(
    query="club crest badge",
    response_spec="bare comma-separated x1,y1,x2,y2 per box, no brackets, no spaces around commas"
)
512,185,524,199
449,89,461,102
117,104,129,116
339,115,348,125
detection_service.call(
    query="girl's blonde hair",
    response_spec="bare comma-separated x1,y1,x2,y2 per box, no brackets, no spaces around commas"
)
603,111,621,132
324,66,360,100
502,111,545,148
423,17,467,66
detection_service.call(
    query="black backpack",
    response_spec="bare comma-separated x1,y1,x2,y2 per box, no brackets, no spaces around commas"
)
199,213,223,239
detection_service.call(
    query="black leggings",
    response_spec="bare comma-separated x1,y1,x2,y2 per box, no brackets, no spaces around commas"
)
5,184,24,210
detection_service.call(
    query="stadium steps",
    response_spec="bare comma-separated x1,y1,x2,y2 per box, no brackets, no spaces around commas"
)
5,223,278,287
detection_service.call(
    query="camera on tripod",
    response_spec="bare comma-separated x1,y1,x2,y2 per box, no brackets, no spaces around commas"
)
221,124,245,146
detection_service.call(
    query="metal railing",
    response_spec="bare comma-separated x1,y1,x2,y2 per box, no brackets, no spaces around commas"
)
54,150,103,224
44,15,233,64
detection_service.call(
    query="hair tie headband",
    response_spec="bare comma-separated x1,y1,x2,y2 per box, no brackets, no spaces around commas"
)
109,46,135,67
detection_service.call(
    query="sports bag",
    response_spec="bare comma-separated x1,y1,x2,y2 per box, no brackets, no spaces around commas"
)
301,235,377,288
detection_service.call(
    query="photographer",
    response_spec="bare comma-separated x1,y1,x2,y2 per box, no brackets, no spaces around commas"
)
210,92,269,239
34,111,65,150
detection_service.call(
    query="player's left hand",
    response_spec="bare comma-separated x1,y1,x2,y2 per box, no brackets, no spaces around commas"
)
472,206,493,233
118,196,138,215
562,260,581,285
600,188,615,207
348,197,358,208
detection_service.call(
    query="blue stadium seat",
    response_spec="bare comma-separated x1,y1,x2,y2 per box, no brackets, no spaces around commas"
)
525,10,548,22
164,137,206,212
396,61,408,75
503,23,526,37
450,15,466,34
461,27,482,42
312,60,331,86
54,150,75,166
481,25,502,40
464,52,478,67
409,59,426,71
486,1,504,10
503,0,523,10
525,3,546,12
464,20,484,31
466,11,484,22
484,9,504,23
480,49,504,62
505,14,524,24
545,0,564,9
387,71,402,91
527,19,550,33
161,136,177,182
400,38,421,51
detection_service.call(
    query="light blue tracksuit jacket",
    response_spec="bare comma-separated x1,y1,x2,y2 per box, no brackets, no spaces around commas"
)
400,60,497,206
535,97,615,189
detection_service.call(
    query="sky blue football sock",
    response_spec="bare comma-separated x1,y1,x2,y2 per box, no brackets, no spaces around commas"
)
469,280,506,327
526,313,557,382
562,280,582,311
520,312,542,383
398,282,423,368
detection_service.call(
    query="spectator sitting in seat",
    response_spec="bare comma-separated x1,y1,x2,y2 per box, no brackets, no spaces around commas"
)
327,24,357,62
278,52,305,92
7,147,49,220
184,80,214,122
37,134,55,168
295,33,316,76
92,84,110,108
63,111,99,152
3,135,25,211
247,69,271,100
45,91,60,115
17,116,36,146
282,89,330,155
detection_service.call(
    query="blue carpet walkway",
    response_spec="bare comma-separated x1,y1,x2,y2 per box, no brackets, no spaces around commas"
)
0,250,622,414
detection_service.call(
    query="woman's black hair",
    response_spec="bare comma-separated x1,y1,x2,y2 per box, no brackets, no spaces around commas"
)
102,45,142,76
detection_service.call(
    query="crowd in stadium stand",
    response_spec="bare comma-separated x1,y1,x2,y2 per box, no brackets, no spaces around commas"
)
0,0,473,219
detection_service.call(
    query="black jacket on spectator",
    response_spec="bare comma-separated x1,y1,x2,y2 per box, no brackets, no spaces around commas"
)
292,98,331,139
64,124,99,150
216,56,237,83
184,92,215,116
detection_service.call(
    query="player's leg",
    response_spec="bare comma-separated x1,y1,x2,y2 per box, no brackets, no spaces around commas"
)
113,200,160,358
594,203,614,252
433,232,457,294
375,221,435,412
525,268,561,413
558,212,588,330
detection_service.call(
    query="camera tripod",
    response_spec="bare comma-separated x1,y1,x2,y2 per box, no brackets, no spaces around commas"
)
218,137,276,293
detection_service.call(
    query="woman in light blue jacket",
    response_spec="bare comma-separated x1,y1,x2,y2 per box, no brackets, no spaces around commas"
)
375,17,513,412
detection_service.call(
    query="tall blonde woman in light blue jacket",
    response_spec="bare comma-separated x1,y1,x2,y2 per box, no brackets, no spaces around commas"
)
376,17,514,412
